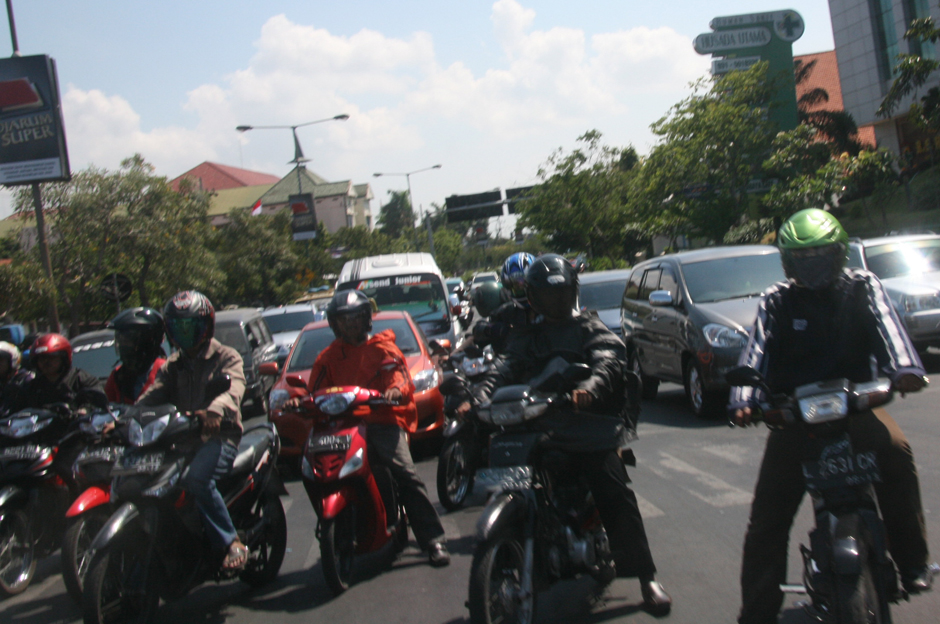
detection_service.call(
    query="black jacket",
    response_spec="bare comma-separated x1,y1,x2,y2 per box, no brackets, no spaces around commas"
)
473,311,635,450
730,269,925,410
472,300,531,353
8,367,106,414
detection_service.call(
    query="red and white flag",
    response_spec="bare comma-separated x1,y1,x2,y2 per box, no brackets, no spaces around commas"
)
250,198,263,216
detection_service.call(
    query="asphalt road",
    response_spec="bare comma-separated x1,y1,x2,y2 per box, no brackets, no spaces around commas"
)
4,358,940,624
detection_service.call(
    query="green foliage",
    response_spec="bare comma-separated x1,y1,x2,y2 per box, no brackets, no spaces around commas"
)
795,58,862,155
879,10,940,132
376,190,416,239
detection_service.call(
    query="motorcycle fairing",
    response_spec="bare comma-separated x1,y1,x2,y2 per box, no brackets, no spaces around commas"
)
0,484,27,509
66,485,110,518
476,491,527,542
86,501,140,561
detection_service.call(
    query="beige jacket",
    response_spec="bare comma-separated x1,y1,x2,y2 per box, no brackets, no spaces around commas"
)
137,338,246,433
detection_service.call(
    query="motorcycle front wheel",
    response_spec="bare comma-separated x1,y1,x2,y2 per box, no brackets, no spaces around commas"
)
82,536,161,624
239,490,288,587
437,436,475,511
320,507,356,596
835,559,886,624
62,509,111,605
468,528,535,624
0,508,35,596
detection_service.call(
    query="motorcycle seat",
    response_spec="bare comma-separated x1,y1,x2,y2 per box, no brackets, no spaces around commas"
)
231,424,277,476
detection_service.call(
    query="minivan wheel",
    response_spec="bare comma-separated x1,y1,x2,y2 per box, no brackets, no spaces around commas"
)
630,351,659,400
684,359,724,419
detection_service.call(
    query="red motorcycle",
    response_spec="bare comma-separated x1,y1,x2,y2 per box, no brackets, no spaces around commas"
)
289,377,408,596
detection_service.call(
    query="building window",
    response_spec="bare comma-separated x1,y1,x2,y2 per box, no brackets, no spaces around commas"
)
870,0,900,85
904,0,936,59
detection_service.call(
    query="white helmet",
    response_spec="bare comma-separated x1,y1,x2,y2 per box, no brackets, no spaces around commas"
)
0,341,21,370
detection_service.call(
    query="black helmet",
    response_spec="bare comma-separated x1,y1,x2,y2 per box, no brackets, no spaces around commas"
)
524,253,578,322
109,307,164,372
163,291,215,353
326,290,373,343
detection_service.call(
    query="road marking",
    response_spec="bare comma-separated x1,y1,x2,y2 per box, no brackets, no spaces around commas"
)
635,493,664,518
657,452,753,507
700,443,750,465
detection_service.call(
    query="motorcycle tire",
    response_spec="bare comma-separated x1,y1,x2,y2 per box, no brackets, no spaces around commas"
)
82,537,161,624
320,507,356,596
834,559,886,624
239,490,288,587
437,436,475,512
468,527,536,624
393,512,409,554
62,509,111,605
0,508,36,596
630,350,659,401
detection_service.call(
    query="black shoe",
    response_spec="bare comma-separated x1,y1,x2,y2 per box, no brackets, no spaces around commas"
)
428,542,450,567
640,580,672,616
902,566,934,595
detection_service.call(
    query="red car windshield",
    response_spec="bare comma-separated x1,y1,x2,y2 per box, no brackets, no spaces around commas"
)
286,318,421,373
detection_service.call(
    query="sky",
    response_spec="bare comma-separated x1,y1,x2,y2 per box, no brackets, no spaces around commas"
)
0,1,836,228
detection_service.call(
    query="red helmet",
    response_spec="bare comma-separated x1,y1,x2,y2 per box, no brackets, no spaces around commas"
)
31,333,73,369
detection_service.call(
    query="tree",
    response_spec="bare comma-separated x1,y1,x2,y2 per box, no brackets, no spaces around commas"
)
376,190,416,240
795,58,863,155
635,63,779,244
519,130,638,258
879,7,940,132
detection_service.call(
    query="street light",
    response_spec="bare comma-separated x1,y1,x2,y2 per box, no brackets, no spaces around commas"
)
373,165,442,256
236,114,350,195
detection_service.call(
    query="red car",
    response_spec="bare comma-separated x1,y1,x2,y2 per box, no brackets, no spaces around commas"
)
261,311,447,462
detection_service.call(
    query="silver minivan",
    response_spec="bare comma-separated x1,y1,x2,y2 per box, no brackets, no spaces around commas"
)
214,309,278,415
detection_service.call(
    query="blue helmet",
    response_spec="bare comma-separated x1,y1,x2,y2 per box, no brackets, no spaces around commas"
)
500,252,535,303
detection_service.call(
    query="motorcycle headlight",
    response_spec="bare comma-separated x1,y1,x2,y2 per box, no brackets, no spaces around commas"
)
0,414,49,438
413,368,441,393
81,412,117,435
316,392,356,415
269,389,290,413
127,415,170,447
702,323,748,349
460,357,488,377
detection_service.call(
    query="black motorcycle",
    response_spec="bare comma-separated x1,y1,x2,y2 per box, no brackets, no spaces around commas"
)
436,345,494,511
466,357,619,624
82,377,288,624
727,366,939,624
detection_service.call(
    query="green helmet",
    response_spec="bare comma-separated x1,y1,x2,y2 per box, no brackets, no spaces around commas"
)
778,208,849,290
471,281,506,318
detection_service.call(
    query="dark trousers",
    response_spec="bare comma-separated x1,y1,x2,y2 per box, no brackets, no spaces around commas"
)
570,449,657,579
739,408,929,624
367,423,446,549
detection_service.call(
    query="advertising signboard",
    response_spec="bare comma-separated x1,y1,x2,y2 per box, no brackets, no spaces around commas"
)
0,55,71,185
289,193,317,241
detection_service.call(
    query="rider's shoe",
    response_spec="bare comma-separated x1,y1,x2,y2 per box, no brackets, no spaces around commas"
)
902,565,935,594
640,579,672,616
428,541,451,567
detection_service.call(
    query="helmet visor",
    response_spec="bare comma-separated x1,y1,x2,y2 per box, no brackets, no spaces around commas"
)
166,317,207,351
785,244,845,290
331,310,371,343
527,286,576,321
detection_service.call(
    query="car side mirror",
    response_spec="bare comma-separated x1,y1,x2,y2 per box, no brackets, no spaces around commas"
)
285,374,307,389
649,290,673,307
429,339,451,357
259,362,279,377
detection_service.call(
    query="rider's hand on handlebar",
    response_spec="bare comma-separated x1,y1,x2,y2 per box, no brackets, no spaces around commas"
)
894,373,928,397
571,389,593,411
732,406,754,427
384,388,403,405
197,409,222,436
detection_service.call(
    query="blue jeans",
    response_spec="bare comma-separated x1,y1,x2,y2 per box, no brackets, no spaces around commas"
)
182,437,239,551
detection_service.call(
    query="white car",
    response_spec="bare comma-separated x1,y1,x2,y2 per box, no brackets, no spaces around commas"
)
261,303,324,370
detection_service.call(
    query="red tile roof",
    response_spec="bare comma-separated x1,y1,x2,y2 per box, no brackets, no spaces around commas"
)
795,51,876,148
170,162,281,192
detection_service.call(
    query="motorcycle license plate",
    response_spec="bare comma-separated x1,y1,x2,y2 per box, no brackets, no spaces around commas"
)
76,446,124,465
113,451,164,475
475,466,533,492
802,435,880,491
0,445,45,461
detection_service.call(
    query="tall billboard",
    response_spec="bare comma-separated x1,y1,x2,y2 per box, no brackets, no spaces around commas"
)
0,55,71,184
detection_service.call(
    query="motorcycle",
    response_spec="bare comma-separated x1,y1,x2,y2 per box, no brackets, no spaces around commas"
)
726,366,940,624
60,403,131,604
436,344,495,511
466,357,619,624
0,399,92,596
290,377,409,596
81,376,288,624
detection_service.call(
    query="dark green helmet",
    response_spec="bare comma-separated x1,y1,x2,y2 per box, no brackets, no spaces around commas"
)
471,281,505,318
778,208,849,290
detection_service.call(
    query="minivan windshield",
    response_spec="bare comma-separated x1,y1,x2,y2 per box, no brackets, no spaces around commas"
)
263,310,319,334
681,253,785,303
338,273,449,324
862,238,940,279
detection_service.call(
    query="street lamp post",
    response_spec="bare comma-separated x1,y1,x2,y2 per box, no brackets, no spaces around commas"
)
373,165,442,257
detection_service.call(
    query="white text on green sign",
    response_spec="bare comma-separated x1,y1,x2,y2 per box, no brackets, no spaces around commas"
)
694,28,771,55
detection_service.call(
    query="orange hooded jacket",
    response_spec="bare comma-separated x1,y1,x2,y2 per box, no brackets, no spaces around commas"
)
306,329,418,432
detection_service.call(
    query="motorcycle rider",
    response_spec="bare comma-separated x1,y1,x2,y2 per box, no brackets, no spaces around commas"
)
285,289,451,567
0,341,34,414
136,291,249,572
471,252,536,352
729,208,932,624
6,333,106,413
461,253,672,615
104,307,167,404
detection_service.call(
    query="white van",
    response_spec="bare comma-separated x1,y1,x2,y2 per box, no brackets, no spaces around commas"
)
336,253,461,347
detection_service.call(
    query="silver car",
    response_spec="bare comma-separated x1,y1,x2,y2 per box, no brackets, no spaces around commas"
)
848,234,940,352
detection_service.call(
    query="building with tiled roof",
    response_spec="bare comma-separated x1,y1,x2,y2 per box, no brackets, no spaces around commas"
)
795,50,876,147
170,161,281,192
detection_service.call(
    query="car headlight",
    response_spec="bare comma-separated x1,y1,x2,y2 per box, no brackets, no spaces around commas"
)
702,323,748,349
0,414,49,438
127,415,170,447
269,389,290,413
413,368,441,392
901,293,940,313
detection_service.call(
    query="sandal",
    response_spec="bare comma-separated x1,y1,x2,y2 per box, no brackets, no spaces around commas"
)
222,541,249,571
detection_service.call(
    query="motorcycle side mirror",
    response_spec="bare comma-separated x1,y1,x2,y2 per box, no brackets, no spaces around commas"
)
285,374,307,389
429,339,451,357
205,375,231,401
725,366,763,388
